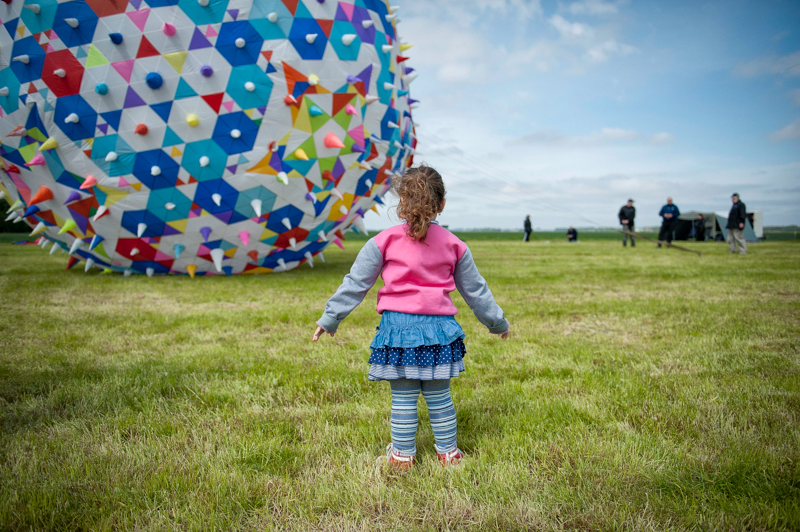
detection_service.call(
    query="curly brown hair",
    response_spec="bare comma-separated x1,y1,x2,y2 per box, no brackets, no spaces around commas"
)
393,165,445,242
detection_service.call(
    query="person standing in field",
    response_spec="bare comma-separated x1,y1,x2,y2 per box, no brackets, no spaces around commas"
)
658,197,680,248
694,213,706,242
313,165,510,469
523,215,532,242
618,199,636,247
727,193,748,255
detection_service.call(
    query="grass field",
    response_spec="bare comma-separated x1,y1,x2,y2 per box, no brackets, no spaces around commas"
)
1,232,799,531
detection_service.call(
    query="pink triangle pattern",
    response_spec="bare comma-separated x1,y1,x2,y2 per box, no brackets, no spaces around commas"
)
127,9,150,32
221,100,234,113
205,25,219,38
347,125,365,147
339,2,355,20
112,60,136,83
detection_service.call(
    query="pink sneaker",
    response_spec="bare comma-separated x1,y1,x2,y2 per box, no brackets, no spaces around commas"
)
437,448,464,466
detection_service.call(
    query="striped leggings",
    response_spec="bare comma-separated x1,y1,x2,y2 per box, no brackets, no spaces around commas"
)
389,378,457,456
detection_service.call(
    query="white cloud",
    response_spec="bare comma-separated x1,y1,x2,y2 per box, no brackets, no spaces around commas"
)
550,14,593,39
512,127,670,146
789,89,800,106
566,0,627,15
770,118,800,141
649,132,674,144
732,51,800,78
549,15,637,64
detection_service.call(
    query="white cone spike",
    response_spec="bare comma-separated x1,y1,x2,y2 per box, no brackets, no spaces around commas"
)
65,113,80,124
387,121,399,128
137,223,147,237
105,151,118,162
318,230,327,242
341,34,356,46
276,258,286,270
318,252,325,263
385,13,397,21
389,5,400,12
84,257,95,271
304,251,314,267
405,72,418,83
50,241,60,255
54,68,66,78
365,95,379,104
40,237,49,248
210,248,225,272
4,212,16,222
281,217,292,230
199,156,210,167
151,165,162,176
339,205,349,216
64,18,79,28
165,202,176,210
30,221,46,235
331,188,344,200
13,55,30,64
124,269,133,277
289,237,297,249
353,217,369,236
267,12,278,22
0,192,4,201
24,4,41,14
146,268,155,277
211,193,222,206
250,198,262,217
69,239,83,254
305,33,317,44
92,205,108,221
365,179,373,188
362,20,374,29
381,45,392,54
277,172,289,185
7,199,23,213
130,248,140,256
0,87,8,97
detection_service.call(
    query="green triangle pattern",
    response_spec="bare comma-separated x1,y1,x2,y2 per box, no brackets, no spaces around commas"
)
86,45,110,68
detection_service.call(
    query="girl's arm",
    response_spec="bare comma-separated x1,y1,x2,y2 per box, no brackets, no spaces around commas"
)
315,238,383,336
454,247,510,335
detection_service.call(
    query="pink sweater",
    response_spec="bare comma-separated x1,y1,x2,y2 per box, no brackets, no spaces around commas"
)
373,223,467,316
317,222,508,334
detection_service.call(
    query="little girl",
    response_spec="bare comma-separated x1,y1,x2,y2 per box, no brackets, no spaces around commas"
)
312,165,510,468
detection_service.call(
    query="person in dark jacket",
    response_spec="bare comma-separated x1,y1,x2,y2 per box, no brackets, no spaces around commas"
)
727,193,747,254
523,215,532,242
694,214,706,242
618,199,635,247
566,227,578,242
657,197,680,247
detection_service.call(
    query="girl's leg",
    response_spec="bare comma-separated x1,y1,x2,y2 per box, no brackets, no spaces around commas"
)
389,378,421,456
421,379,458,454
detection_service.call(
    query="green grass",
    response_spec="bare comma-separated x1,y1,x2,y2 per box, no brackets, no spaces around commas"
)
1,234,799,531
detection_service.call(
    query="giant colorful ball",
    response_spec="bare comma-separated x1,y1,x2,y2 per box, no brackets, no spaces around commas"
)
0,0,416,275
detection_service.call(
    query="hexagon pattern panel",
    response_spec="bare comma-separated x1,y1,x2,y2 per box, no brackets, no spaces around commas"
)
0,0,417,276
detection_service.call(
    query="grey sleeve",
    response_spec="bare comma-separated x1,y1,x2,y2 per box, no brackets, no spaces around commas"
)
316,238,383,333
453,247,509,333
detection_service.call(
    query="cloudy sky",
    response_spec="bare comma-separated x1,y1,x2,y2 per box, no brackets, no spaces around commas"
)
368,0,800,230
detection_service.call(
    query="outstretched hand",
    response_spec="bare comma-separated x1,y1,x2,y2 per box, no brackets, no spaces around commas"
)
312,326,334,342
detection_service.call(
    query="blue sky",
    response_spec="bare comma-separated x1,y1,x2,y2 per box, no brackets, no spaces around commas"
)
368,0,800,230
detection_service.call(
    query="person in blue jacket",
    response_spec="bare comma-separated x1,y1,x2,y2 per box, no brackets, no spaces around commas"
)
658,197,680,247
